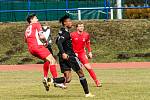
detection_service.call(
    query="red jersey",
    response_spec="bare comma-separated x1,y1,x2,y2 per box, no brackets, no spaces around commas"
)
71,31,91,53
25,22,43,49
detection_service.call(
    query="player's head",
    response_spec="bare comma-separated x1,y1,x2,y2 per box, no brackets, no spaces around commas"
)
59,15,72,28
76,22,84,32
26,13,38,24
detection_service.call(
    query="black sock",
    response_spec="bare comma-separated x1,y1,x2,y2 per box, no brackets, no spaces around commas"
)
79,77,89,94
53,77,65,83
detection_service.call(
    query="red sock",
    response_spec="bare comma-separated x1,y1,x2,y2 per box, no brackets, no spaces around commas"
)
87,69,97,81
43,61,50,78
50,65,58,78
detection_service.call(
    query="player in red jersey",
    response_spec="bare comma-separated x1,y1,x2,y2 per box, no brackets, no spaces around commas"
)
71,23,102,87
25,14,66,91
40,26,58,80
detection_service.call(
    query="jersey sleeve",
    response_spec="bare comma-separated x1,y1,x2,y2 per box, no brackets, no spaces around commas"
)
24,35,27,43
56,29,68,54
85,33,92,52
35,22,47,43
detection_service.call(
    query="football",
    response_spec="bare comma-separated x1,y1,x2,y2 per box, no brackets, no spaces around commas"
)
42,26,52,43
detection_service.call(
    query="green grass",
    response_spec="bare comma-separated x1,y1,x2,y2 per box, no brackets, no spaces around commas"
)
0,68,150,100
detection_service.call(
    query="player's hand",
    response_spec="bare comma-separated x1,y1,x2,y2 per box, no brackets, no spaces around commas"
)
43,42,48,47
62,53,69,60
88,52,92,59
39,33,46,40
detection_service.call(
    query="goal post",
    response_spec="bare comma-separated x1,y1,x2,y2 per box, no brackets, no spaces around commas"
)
117,0,122,19
77,7,114,20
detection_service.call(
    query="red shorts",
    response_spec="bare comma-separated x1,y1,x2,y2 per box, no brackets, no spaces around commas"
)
28,45,51,60
75,52,89,65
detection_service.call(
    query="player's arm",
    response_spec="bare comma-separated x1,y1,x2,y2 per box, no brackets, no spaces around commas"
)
56,32,69,60
85,34,92,58
36,23,45,39
85,34,92,53
24,36,27,43
56,34,66,54
36,23,48,46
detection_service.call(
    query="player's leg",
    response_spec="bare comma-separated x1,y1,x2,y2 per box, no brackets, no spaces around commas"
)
43,61,50,79
46,54,57,65
64,71,72,83
84,63,101,87
46,45,66,88
43,61,58,79
46,54,73,89
34,46,66,90
78,52,101,87
43,60,63,89
76,69,95,97
29,46,51,91
49,64,58,78
52,70,71,88
46,54,67,88
68,56,94,97
53,57,72,88
47,44,58,78
42,61,50,91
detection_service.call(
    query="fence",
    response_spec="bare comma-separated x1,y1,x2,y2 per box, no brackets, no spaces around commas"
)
0,0,106,22
0,0,150,22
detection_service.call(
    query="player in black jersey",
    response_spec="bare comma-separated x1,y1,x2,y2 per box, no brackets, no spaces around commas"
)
56,15,95,97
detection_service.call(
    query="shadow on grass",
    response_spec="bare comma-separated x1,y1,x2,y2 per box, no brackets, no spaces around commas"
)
0,45,24,64
117,53,150,59
19,94,83,99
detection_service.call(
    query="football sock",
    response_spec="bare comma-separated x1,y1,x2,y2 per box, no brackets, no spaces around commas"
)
43,61,50,78
53,77,65,83
79,76,89,94
87,69,97,81
50,65,58,78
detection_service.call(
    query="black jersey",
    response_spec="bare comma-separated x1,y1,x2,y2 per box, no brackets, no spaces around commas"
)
56,27,75,55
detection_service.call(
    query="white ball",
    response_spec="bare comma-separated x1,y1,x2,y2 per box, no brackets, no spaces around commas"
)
42,26,50,32
42,26,51,43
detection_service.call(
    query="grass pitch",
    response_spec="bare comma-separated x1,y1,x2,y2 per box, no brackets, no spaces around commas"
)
0,68,150,100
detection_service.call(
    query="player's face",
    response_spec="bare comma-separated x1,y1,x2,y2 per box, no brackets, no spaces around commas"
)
64,18,72,28
31,16,38,23
77,24,84,32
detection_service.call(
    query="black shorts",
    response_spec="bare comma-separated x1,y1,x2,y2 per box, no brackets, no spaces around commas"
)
58,54,82,73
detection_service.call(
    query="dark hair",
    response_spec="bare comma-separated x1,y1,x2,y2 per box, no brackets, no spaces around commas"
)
26,13,36,24
59,15,70,25
76,22,84,27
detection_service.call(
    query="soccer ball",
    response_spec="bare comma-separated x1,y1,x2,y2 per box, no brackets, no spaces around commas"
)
42,26,50,32
42,26,52,44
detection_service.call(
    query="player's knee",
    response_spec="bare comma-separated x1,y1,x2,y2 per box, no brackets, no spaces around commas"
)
51,59,56,65
66,77,71,83
78,74,84,78
46,54,56,65
84,63,92,69
76,69,84,77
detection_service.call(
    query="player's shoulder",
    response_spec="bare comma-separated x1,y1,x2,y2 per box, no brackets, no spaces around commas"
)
83,31,89,35
70,31,77,36
58,27,69,37
31,22,40,27
58,27,65,35
59,27,70,35
60,27,66,32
